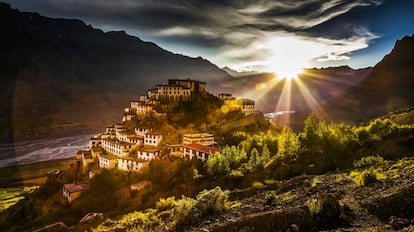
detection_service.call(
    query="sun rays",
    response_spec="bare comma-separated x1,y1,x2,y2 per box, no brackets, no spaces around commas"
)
274,67,303,81
235,68,333,126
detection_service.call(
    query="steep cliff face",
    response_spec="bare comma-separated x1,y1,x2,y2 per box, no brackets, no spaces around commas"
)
356,35,414,107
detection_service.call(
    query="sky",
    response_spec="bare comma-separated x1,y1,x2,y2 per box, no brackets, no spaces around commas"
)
4,0,414,76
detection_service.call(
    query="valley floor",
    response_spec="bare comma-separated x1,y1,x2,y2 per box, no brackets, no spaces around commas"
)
0,134,92,168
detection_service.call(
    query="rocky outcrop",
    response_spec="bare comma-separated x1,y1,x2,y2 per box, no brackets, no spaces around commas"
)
189,159,414,232
210,206,314,232
366,184,414,223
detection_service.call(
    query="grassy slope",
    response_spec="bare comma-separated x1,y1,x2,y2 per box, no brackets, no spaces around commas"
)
0,158,75,187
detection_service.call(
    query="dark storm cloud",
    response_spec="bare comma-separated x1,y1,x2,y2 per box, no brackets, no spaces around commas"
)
7,0,381,37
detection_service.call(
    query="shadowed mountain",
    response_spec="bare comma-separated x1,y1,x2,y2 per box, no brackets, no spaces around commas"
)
0,3,232,141
221,66,261,77
325,34,414,122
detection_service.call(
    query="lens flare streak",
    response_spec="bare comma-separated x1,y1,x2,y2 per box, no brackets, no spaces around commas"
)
274,78,292,125
294,77,328,120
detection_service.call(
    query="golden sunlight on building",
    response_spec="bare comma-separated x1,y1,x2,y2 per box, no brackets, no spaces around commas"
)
218,93,256,115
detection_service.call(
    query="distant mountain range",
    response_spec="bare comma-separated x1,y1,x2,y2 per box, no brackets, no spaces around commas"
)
324,34,414,122
1,2,413,141
221,66,371,115
221,67,261,77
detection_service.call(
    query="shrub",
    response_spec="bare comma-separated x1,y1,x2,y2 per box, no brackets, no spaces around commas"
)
306,198,322,216
171,187,231,228
361,171,378,185
263,179,277,185
311,177,322,187
171,196,197,226
367,118,396,141
156,197,176,212
237,163,254,174
353,155,386,168
264,191,278,205
264,191,296,206
229,169,244,178
349,169,385,186
96,210,161,231
195,187,230,216
252,181,265,189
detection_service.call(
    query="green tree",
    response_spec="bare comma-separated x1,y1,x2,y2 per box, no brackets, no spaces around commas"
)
277,127,300,162
206,152,230,177
301,114,319,149
367,118,396,141
249,148,260,166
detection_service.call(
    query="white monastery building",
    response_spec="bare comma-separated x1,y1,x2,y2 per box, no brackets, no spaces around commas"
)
182,133,215,146
240,99,256,115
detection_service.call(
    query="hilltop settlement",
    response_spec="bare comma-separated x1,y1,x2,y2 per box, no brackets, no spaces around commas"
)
65,78,256,203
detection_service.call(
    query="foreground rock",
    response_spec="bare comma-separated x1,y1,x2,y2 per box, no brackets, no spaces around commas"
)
189,159,414,232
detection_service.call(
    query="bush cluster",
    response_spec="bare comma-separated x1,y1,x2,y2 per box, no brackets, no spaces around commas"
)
353,155,386,168
264,191,296,206
95,186,233,231
172,187,231,227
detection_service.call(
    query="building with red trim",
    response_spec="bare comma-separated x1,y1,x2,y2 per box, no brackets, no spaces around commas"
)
183,143,220,161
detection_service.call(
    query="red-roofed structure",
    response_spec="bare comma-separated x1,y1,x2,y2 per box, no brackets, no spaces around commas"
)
183,143,220,161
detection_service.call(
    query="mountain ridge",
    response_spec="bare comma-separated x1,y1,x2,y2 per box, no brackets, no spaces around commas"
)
324,34,414,122
0,2,232,142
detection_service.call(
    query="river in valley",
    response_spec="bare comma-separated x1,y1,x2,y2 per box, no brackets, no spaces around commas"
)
0,134,94,168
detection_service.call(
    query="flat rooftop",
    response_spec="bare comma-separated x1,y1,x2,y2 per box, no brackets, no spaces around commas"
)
183,133,214,138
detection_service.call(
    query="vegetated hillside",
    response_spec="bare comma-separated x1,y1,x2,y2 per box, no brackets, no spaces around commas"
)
0,3,233,141
326,34,414,122
1,109,414,231
122,92,272,146
221,66,370,114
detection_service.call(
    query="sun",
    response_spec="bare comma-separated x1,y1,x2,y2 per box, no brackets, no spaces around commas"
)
274,65,303,80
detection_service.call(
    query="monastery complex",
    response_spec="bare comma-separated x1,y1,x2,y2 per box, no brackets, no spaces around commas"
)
74,78,256,174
